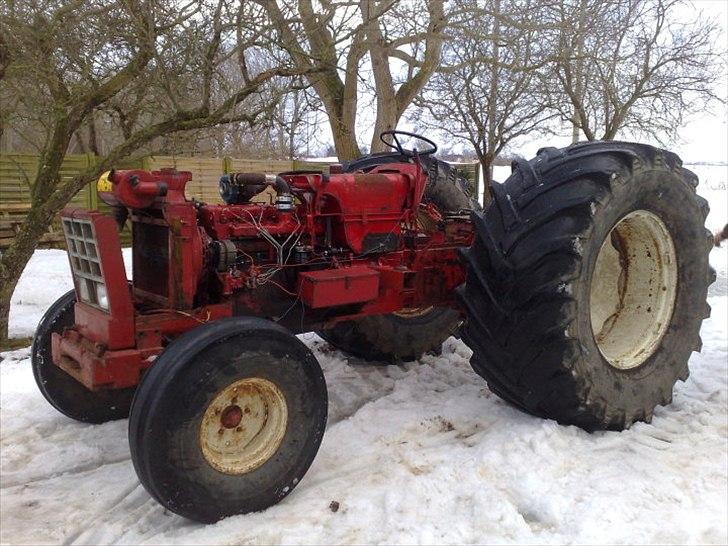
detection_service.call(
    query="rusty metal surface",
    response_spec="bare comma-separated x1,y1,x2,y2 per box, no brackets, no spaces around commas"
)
198,377,288,475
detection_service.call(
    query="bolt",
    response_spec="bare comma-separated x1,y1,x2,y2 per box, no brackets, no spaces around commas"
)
218,428,224,435
244,407,251,414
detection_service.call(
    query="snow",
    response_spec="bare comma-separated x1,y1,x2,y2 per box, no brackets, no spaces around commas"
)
1,168,726,544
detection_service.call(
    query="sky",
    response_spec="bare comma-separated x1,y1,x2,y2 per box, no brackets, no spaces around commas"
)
673,0,728,164
472,0,728,164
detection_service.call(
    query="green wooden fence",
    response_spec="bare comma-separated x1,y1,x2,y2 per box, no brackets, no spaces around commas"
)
0,154,478,249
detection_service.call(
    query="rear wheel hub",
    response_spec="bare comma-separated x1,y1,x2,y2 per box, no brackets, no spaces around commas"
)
590,210,678,370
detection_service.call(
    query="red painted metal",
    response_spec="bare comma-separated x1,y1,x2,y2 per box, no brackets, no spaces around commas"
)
298,265,380,308
55,158,473,392
99,168,190,209
52,329,151,389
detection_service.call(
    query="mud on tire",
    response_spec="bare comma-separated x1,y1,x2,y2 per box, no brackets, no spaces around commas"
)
459,141,714,430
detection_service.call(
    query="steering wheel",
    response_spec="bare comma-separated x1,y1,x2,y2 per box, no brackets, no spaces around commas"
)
380,130,438,157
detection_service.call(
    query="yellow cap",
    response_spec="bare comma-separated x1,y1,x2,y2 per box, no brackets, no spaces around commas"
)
97,171,113,193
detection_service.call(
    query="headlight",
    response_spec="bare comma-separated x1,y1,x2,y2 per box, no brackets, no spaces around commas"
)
96,284,109,310
78,279,91,302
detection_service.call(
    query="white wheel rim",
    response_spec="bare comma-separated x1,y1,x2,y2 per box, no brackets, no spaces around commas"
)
199,377,288,475
590,210,678,370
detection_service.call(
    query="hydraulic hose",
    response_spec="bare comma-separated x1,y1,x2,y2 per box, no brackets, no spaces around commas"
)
230,173,291,195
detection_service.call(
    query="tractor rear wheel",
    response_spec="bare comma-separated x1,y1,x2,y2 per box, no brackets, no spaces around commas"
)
128,316,327,523
459,141,714,430
31,289,135,423
317,306,461,362
317,155,473,363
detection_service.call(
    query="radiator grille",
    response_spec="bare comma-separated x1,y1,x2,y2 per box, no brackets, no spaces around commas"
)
62,218,108,310
132,222,169,298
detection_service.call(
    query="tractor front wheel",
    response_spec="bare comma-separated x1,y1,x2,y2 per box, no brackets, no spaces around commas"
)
32,289,135,423
460,142,714,430
128,316,328,523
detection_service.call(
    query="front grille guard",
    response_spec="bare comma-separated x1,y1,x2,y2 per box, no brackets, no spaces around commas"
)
59,208,133,321
62,217,109,310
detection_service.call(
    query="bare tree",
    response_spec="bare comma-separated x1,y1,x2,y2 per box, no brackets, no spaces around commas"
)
0,0,305,342
416,0,556,201
264,82,321,159
257,0,446,160
548,0,723,142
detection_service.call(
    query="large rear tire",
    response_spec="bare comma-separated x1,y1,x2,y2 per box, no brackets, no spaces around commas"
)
460,141,714,430
31,289,135,424
128,316,328,523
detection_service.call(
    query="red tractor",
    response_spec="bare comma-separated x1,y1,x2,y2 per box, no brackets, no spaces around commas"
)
32,132,713,522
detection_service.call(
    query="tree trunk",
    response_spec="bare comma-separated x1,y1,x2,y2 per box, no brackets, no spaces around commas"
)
74,131,88,154
571,0,588,144
571,115,580,143
484,0,500,204
327,104,360,160
0,204,58,342
369,101,398,154
88,112,101,156
480,154,495,205
287,94,300,160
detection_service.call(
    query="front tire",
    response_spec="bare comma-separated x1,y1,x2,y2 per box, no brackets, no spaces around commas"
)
460,141,714,430
128,316,328,523
31,289,135,423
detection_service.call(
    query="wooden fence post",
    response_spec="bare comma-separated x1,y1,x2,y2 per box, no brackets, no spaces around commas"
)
86,153,99,210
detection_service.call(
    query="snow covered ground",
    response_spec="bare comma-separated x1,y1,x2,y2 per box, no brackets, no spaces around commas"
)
1,166,726,544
